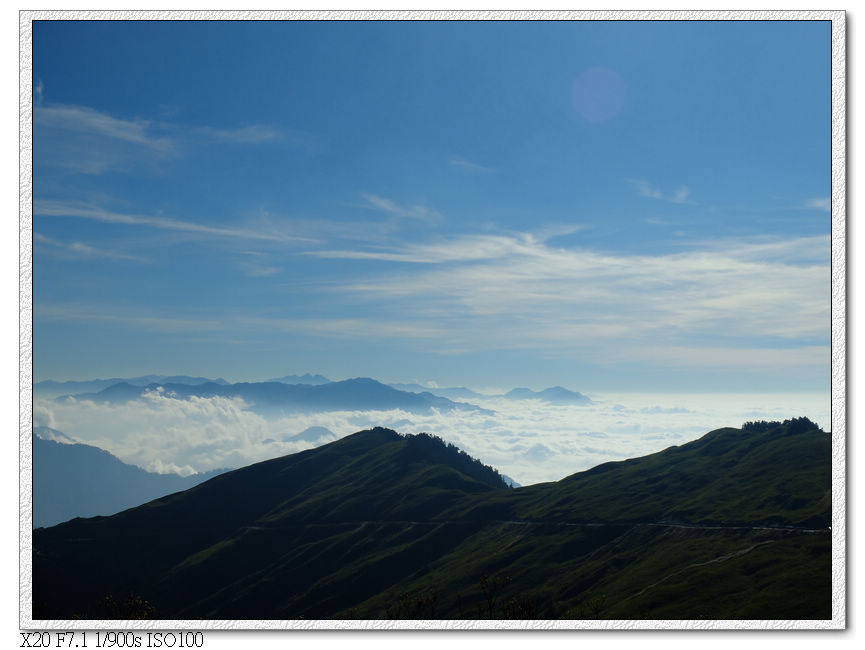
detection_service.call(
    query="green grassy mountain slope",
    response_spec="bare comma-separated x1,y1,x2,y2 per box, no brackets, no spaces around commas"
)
444,416,830,527
32,419,830,620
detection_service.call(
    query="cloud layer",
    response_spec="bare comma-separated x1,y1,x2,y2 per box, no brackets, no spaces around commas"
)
311,230,829,368
35,200,310,243
34,391,830,486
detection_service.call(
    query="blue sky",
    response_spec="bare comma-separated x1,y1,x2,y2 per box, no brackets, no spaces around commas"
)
32,19,831,391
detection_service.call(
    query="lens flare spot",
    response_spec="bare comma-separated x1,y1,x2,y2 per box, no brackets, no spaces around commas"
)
571,67,627,123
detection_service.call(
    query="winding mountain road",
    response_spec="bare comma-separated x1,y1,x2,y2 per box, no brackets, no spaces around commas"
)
239,520,829,533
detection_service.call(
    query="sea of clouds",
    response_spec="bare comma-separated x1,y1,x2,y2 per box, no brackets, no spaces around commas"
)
33,391,831,485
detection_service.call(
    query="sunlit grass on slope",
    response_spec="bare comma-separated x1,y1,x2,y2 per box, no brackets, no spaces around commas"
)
444,416,829,527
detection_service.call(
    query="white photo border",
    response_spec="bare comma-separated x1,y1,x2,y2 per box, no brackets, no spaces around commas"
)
18,8,847,631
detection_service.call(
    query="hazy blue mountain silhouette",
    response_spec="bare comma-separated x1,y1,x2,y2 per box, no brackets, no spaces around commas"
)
62,377,493,415
388,383,487,401
282,426,338,445
35,375,229,398
33,428,228,528
503,386,592,405
389,382,592,405
266,373,331,385
32,426,76,443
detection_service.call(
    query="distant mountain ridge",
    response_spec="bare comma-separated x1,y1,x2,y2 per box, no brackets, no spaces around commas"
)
39,374,590,408
266,373,331,385
280,426,338,446
503,386,592,404
35,375,229,398
33,418,829,620
32,426,76,444
388,382,592,404
59,377,493,415
388,383,487,401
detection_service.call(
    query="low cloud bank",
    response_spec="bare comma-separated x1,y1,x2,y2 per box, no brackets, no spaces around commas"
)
34,392,830,485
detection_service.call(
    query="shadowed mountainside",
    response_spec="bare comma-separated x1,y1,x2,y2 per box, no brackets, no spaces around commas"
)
32,418,830,620
33,429,229,528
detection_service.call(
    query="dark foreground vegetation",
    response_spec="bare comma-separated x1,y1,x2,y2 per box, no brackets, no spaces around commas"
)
32,419,831,620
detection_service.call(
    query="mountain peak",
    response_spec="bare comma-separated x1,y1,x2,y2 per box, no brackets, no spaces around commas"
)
503,386,592,405
267,373,331,385
342,377,384,385
338,426,402,444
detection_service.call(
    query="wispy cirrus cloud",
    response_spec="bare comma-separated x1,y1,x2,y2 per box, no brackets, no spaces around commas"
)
37,102,299,149
37,104,173,152
196,124,320,148
671,186,690,203
238,264,282,277
628,344,828,371
330,224,592,269
631,180,692,204
688,234,830,265
35,300,447,341
35,103,175,174
36,100,316,175
361,193,441,223
36,303,224,332
35,199,313,244
449,156,494,173
235,251,282,277
308,232,555,264
239,316,448,340
41,226,826,371
200,124,283,143
309,230,829,368
804,197,830,212
34,232,150,263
